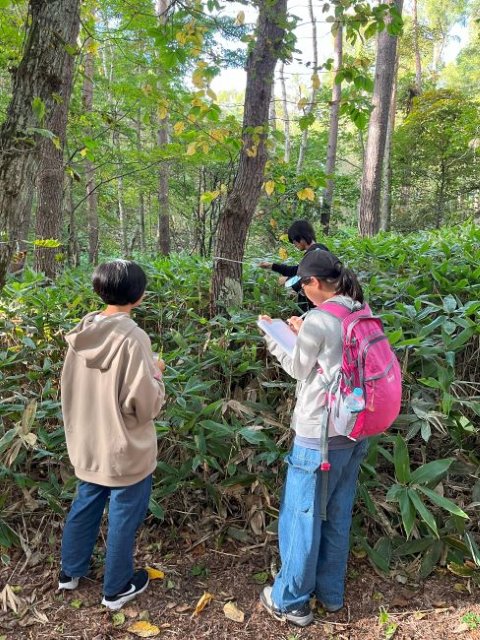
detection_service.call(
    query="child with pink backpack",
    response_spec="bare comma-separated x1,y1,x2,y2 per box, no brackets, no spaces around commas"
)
258,249,401,627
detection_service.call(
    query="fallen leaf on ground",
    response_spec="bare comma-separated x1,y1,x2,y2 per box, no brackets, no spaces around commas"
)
223,601,245,623
126,621,161,637
192,592,214,616
112,611,125,626
146,567,165,580
453,623,470,634
176,603,192,613
0,584,23,613
124,606,139,618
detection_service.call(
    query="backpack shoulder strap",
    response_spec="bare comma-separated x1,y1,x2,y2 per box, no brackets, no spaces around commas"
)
319,300,359,320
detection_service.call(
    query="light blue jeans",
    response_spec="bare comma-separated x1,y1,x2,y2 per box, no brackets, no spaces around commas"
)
271,441,368,611
61,475,152,596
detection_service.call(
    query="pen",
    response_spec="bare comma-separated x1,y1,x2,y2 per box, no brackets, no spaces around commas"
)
287,311,308,326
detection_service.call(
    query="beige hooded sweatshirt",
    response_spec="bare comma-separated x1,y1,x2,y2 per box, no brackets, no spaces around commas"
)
61,311,165,487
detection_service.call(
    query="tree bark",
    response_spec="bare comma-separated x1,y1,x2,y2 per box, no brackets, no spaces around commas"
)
358,0,404,237
83,42,99,264
296,0,319,174
156,0,170,255
413,0,422,94
0,0,81,289
320,23,343,234
210,0,287,314
34,4,80,277
279,61,291,164
380,50,400,231
136,110,146,252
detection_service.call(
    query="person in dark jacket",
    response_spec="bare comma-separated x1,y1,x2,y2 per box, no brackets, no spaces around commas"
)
259,220,329,311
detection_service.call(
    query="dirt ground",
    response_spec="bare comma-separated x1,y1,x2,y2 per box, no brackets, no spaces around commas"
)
1,525,480,640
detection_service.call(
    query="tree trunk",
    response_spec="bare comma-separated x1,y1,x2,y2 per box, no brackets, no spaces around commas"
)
380,50,400,231
0,0,81,289
136,110,146,252
34,5,80,277
296,0,319,174
358,0,404,237
113,127,128,255
320,23,343,234
413,0,422,94
156,0,170,255
67,177,80,267
279,62,291,164
83,42,99,264
210,0,287,314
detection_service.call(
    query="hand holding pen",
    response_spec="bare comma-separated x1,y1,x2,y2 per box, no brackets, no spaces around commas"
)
287,311,308,335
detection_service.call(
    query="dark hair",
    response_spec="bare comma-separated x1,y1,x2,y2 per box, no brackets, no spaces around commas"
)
92,260,147,305
334,267,364,303
287,219,316,245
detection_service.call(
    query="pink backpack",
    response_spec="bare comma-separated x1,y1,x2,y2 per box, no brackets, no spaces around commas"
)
320,300,402,441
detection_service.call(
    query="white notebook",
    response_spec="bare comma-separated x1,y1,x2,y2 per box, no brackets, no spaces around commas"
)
257,318,297,357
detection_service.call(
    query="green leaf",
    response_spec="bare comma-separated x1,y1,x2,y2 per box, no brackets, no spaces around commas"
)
419,540,443,578
417,486,469,519
32,97,46,122
408,489,439,537
393,435,410,484
442,294,457,313
410,458,454,485
399,488,416,538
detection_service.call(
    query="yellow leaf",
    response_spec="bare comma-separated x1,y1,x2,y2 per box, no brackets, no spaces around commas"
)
207,88,217,101
297,187,315,202
279,247,288,260
157,105,168,120
187,113,197,123
146,567,165,580
279,233,289,242
126,621,161,638
211,129,225,142
202,143,209,153
297,97,308,110
269,218,277,228
245,145,257,158
192,68,205,88
311,72,320,91
173,121,185,135
193,591,214,616
264,180,275,196
235,10,245,25
186,143,197,156
176,30,187,45
223,601,245,623
86,40,99,56
79,147,87,158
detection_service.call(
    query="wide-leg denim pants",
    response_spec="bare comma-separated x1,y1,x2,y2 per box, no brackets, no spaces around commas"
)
61,474,152,596
271,440,368,611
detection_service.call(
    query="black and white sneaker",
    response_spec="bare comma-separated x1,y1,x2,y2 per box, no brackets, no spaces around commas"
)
58,570,80,590
260,585,314,627
101,569,149,611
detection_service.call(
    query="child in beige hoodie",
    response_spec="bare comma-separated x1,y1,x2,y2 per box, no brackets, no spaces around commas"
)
58,260,165,610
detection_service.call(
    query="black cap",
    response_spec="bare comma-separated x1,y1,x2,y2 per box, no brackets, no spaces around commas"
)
297,248,343,279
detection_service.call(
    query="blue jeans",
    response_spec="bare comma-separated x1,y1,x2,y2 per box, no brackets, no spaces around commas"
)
271,441,368,611
61,475,152,596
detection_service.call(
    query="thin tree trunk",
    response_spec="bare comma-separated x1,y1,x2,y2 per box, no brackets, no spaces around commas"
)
296,0,319,174
413,0,422,94
380,50,400,231
0,0,81,288
83,42,99,264
320,22,343,234
113,127,128,255
358,0,404,237
210,0,287,314
136,110,146,252
67,177,80,267
156,0,170,255
279,62,291,164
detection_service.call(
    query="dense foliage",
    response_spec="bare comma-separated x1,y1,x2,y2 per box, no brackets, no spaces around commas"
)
1,225,479,578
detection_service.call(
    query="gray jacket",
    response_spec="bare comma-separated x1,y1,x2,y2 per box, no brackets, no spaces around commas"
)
264,295,362,439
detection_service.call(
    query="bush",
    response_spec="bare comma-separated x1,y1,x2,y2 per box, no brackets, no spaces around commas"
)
0,225,479,577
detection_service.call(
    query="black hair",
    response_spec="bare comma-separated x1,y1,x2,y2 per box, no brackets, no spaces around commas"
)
287,219,316,245
334,267,364,303
92,260,147,305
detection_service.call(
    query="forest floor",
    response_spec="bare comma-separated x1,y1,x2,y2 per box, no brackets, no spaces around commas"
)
1,522,480,640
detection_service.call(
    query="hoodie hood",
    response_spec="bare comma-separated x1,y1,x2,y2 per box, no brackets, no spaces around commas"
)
66,312,138,370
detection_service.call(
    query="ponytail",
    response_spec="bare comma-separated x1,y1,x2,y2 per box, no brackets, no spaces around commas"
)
335,267,364,303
